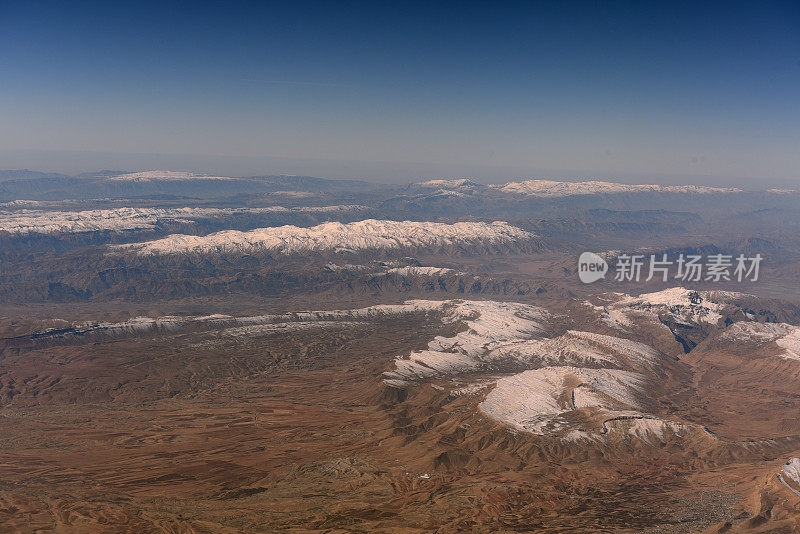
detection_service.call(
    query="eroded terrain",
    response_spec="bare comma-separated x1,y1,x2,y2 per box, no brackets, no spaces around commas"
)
2,172,800,532
2,289,800,532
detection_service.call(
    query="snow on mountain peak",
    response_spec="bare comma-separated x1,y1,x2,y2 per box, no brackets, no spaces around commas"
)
478,366,647,434
383,300,551,385
490,179,741,197
596,287,746,326
721,322,800,361
627,287,741,307
106,170,237,182
381,298,689,440
766,188,797,194
119,219,535,256
0,205,368,235
782,459,800,489
414,178,478,189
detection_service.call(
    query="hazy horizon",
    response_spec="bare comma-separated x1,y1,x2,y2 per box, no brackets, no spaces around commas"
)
2,2,799,187
2,148,798,190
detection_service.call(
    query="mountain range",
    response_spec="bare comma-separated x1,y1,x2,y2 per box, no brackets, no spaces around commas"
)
1,169,800,531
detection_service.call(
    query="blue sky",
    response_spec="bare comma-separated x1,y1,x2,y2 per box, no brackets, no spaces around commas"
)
1,1,799,185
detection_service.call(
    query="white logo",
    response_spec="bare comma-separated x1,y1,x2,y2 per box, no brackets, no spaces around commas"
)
578,252,608,284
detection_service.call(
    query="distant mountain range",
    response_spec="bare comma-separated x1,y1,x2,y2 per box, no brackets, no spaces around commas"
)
0,169,383,201
410,177,794,197
2,169,796,203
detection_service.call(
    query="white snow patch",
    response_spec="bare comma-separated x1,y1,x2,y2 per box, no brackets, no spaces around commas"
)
720,322,800,361
390,349,478,380
105,170,238,182
385,266,458,277
119,219,534,256
221,321,364,337
621,418,688,444
490,179,741,197
776,329,800,361
487,334,617,368
782,458,800,487
767,189,797,194
449,380,495,397
610,287,739,325
383,300,549,383
605,415,702,446
565,331,661,367
601,308,636,331
0,205,367,235
478,367,645,434
41,299,450,340
720,322,795,342
561,430,596,442
414,179,478,189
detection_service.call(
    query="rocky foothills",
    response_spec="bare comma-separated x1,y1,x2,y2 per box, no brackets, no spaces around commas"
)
1,170,800,532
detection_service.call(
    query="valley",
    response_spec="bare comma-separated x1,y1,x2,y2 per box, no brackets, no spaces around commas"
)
0,171,799,532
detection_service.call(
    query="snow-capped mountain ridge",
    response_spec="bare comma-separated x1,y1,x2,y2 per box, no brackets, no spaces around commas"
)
491,179,742,197
589,287,747,328
721,322,800,360
105,170,238,182
405,177,788,198
118,219,535,256
381,296,697,442
0,205,367,235
478,366,647,434
413,178,480,190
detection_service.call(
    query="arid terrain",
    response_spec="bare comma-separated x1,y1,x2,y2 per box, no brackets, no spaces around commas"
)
1,171,800,532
